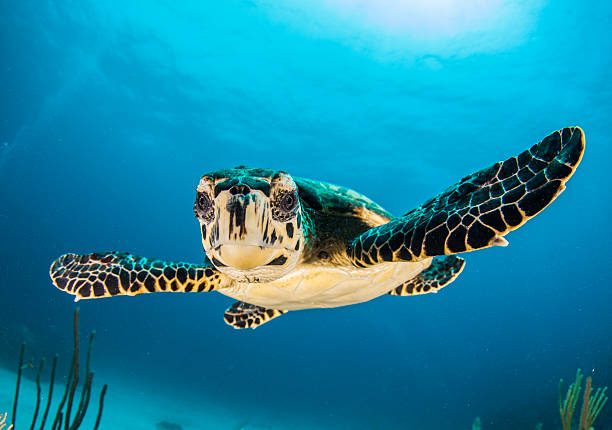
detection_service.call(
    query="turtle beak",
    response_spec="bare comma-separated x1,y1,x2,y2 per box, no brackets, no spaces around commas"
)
214,244,283,269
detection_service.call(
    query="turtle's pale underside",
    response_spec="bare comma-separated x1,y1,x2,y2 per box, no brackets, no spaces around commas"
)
50,127,585,329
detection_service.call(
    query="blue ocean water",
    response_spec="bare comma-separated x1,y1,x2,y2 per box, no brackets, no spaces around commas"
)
0,0,611,429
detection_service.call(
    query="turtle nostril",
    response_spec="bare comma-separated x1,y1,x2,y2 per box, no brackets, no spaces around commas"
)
229,185,251,195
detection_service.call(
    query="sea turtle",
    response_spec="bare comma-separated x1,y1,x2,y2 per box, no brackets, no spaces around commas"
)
50,127,585,329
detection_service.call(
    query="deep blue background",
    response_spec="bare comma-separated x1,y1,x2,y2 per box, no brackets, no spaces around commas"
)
0,1,610,428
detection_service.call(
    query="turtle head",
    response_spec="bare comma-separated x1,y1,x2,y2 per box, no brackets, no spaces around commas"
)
194,167,304,283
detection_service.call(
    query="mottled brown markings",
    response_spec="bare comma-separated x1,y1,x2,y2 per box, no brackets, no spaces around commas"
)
226,195,250,238
50,252,225,301
350,127,584,266
105,276,120,295
267,255,288,265
518,180,562,216
502,175,521,191
479,197,501,213
286,222,294,238
397,246,412,261
498,157,518,179
518,167,535,182
211,256,225,267
425,224,449,256
223,301,286,329
379,243,393,261
388,232,403,252
467,221,495,248
480,210,506,232
93,282,105,297
518,150,530,168
262,217,270,240
388,256,465,296
56,277,68,290
410,224,426,257
78,285,91,298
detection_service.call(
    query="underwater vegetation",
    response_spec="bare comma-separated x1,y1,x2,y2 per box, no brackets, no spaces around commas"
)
559,369,608,430
472,370,608,430
8,309,107,430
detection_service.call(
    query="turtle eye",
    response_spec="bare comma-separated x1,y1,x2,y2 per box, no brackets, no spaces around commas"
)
195,192,214,222
279,190,298,213
198,194,211,211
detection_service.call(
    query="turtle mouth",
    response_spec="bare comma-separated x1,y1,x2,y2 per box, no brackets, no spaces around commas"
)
211,243,292,270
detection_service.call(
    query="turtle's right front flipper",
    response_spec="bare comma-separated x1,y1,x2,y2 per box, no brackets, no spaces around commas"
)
50,252,231,301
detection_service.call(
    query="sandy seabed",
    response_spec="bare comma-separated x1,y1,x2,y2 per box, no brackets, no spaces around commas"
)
0,366,324,430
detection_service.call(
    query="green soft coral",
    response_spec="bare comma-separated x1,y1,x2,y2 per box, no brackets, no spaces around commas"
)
559,369,608,430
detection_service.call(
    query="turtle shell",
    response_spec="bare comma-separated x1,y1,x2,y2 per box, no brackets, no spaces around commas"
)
295,177,392,220
294,177,392,264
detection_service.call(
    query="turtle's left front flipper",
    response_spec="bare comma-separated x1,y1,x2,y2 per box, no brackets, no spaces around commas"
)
50,252,231,301
350,127,585,266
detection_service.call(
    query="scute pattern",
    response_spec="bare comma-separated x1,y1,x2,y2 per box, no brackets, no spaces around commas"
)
223,301,285,329
350,127,585,265
50,252,228,301
294,177,392,220
387,255,465,296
